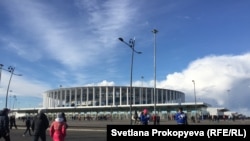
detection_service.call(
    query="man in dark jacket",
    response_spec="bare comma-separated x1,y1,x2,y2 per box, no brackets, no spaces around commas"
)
23,116,32,136
0,108,10,141
31,109,49,141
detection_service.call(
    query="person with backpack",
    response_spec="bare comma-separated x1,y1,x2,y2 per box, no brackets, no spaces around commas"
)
0,108,10,141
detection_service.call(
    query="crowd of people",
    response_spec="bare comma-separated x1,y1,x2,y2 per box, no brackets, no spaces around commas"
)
132,107,188,125
0,108,68,141
0,106,189,140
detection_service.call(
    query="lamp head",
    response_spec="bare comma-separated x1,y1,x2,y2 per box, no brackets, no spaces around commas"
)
118,37,124,42
152,29,158,34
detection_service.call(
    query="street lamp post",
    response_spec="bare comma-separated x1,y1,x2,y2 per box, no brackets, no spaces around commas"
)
0,64,3,86
192,80,197,122
5,66,22,108
152,29,158,118
9,90,13,109
12,95,17,109
118,37,142,125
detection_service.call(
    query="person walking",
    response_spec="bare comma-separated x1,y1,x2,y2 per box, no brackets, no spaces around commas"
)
0,108,11,141
139,109,150,125
50,113,67,141
61,112,68,129
23,117,32,136
9,115,17,129
152,114,157,125
31,109,49,141
156,114,160,125
133,110,139,125
175,107,188,125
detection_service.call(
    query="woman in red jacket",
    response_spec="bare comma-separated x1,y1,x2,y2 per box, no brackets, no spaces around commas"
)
50,113,67,141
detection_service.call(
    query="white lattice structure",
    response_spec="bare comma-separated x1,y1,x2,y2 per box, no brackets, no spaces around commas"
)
43,86,185,108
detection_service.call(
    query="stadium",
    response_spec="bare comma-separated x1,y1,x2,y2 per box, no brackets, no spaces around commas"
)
37,86,210,120
15,85,244,121
43,86,185,108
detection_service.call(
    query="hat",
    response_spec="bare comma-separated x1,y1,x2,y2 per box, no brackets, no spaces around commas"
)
55,113,64,122
178,107,183,111
3,108,9,112
57,113,63,118
38,109,45,114
2,108,10,114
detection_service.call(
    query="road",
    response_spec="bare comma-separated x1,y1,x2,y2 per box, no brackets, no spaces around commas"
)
8,118,250,141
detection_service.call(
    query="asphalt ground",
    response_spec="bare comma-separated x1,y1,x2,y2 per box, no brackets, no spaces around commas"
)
7,118,250,141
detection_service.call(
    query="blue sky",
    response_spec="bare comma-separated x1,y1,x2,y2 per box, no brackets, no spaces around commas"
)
1,0,250,115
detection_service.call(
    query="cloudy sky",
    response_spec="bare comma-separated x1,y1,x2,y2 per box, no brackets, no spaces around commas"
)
0,0,250,116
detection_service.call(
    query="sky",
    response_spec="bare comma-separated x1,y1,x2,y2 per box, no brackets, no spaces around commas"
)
0,0,250,116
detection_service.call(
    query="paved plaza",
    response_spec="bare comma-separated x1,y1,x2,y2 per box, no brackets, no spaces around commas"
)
7,118,250,141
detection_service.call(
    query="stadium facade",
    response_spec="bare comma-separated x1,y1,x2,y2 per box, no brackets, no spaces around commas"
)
14,86,230,121
43,86,185,108
13,86,243,120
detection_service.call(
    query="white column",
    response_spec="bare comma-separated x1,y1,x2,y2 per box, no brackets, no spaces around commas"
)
99,87,102,106
133,87,135,105
59,89,62,107
151,88,154,104
112,87,115,106
80,88,82,106
140,87,142,104
106,87,108,106
53,91,56,107
69,89,72,106
74,88,77,106
119,87,122,106
126,87,129,105
93,87,95,106
86,87,89,107
64,89,67,106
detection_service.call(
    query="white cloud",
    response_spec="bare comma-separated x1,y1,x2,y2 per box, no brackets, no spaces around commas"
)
134,53,250,116
85,80,115,86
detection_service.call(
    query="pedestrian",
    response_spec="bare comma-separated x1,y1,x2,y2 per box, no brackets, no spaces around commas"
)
61,112,68,129
156,114,160,125
31,109,49,141
23,116,32,136
9,115,17,129
50,113,67,141
0,108,11,141
139,109,150,125
152,114,157,125
175,107,188,125
133,110,139,125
